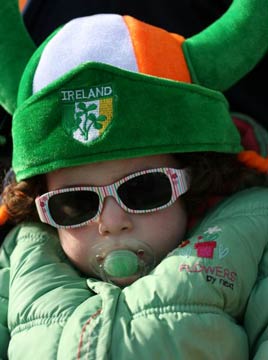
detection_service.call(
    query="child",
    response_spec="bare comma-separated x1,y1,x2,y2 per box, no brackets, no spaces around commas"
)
1,0,268,358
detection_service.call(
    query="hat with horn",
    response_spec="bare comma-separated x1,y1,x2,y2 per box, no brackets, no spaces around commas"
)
1,0,268,181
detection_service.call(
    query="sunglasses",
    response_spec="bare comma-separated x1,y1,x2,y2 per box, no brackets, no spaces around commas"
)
35,167,189,229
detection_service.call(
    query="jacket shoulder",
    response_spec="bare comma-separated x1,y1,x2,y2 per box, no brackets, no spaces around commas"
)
203,187,268,224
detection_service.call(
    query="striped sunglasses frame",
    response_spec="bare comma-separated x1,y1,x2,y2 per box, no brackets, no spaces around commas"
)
35,167,190,229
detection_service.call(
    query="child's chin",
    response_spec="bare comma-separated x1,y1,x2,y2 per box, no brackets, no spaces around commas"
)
110,274,140,287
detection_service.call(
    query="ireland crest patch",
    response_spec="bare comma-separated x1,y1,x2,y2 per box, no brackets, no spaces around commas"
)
60,84,113,144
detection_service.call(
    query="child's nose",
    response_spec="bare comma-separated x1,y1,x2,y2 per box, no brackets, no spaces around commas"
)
98,196,133,236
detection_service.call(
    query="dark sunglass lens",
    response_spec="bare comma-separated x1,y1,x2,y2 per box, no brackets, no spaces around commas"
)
118,173,172,211
48,190,99,226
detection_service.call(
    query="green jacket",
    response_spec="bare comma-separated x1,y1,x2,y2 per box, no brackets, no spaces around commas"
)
1,187,268,359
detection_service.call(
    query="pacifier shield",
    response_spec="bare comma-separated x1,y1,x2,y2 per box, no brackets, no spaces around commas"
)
103,249,139,277
89,238,155,285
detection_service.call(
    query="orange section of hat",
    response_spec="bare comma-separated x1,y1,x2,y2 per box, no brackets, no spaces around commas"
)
19,0,27,11
123,15,191,83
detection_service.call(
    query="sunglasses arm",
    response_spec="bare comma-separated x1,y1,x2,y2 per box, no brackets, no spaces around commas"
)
35,197,49,224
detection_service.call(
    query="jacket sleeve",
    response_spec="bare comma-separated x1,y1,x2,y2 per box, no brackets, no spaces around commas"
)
0,228,16,359
5,222,98,359
244,242,268,359
189,189,268,359
186,189,268,359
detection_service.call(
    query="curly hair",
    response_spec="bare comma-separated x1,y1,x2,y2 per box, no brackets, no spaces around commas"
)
1,175,46,223
1,152,268,224
179,152,268,215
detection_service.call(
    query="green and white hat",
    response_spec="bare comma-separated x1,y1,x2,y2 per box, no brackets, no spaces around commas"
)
0,0,268,181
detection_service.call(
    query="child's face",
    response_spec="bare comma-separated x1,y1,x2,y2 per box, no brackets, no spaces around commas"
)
46,154,187,279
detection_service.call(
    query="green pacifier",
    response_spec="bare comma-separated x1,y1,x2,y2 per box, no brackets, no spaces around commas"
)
103,250,139,278
89,239,155,286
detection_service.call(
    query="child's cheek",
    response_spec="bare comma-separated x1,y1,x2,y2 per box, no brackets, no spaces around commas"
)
57,227,96,274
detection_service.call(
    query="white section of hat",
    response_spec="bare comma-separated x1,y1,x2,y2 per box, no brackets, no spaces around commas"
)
33,14,139,93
